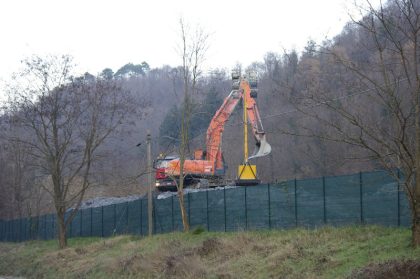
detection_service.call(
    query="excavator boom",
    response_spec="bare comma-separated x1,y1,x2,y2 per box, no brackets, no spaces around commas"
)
207,78,271,165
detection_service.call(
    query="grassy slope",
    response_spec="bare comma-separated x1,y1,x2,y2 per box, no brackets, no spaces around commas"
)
0,226,419,279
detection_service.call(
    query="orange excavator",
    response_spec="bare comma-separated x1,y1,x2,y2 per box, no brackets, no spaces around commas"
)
154,73,271,191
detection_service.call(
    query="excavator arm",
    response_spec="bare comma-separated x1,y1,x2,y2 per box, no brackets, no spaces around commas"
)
206,78,271,170
240,80,272,159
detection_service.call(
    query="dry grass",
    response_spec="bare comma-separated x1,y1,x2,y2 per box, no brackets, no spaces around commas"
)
0,226,419,279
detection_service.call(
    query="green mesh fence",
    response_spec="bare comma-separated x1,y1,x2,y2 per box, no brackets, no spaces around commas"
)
325,174,360,225
0,170,413,242
270,181,296,228
363,171,398,226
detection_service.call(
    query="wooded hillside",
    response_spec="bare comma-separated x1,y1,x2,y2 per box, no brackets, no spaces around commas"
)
0,0,418,224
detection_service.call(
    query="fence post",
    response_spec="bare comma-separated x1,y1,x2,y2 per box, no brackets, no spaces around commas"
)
19,218,22,242
2,220,5,241
90,207,93,237
188,192,191,227
171,195,174,231
245,186,248,230
25,217,27,241
15,219,17,242
34,217,37,240
13,219,15,242
25,217,28,241
45,215,48,240
80,210,83,237
51,215,54,239
101,206,104,237
10,219,15,242
126,202,129,233
224,186,227,232
268,184,271,229
16,219,19,242
41,215,47,240
140,199,143,235
113,204,117,234
359,172,364,224
153,197,156,234
69,216,73,239
28,218,30,241
15,220,17,242
46,215,49,240
29,218,32,241
294,179,298,227
206,190,209,231
11,220,14,242
323,176,327,224
39,216,42,239
397,169,401,227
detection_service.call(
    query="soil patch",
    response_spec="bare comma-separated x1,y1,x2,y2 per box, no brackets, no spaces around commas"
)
349,259,420,279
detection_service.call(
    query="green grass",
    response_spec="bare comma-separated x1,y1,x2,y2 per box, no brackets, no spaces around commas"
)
0,226,419,279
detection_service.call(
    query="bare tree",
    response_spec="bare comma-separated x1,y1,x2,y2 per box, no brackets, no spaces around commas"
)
292,0,420,246
5,55,139,248
175,18,209,232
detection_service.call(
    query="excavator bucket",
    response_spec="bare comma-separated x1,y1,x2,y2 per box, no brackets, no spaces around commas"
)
248,134,271,160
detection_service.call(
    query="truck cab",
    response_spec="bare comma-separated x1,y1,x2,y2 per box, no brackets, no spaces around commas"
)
154,155,178,191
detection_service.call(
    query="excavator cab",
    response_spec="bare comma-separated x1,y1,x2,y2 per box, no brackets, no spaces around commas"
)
154,155,179,191
250,89,258,98
232,69,241,90
248,72,258,98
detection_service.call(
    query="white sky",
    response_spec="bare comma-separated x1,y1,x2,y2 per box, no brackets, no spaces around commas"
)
0,0,372,102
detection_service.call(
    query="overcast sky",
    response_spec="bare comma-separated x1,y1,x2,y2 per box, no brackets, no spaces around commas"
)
0,0,376,101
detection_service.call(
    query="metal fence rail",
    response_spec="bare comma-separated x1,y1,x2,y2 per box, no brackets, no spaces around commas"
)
0,170,411,242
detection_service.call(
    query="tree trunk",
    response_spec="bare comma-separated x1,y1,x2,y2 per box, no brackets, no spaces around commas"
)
413,209,420,247
57,209,67,249
414,141,420,247
178,188,190,232
414,77,420,247
177,90,190,232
